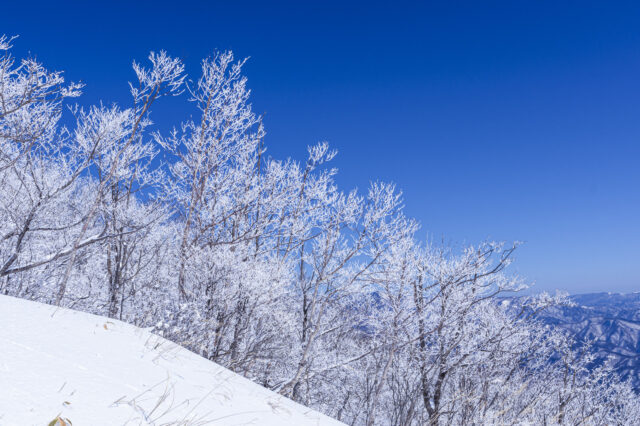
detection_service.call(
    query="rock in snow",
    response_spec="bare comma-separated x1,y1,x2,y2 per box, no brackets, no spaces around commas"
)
0,295,343,425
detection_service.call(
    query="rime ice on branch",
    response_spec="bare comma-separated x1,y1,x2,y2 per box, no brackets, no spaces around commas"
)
1,35,638,425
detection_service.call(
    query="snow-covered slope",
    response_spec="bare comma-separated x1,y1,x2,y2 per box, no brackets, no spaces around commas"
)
0,295,343,425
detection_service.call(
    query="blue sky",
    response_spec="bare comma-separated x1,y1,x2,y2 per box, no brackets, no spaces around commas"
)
2,1,639,293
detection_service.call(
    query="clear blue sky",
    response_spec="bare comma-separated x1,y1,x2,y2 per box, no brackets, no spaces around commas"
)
2,1,639,294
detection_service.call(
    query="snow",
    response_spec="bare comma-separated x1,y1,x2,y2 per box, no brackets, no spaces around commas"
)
0,295,343,425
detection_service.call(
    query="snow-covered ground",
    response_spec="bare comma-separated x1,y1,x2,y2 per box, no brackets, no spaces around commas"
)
0,295,343,425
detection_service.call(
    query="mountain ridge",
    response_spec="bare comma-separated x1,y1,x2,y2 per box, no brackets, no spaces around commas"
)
536,291,640,391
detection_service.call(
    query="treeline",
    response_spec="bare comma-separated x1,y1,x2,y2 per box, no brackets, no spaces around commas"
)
1,35,638,425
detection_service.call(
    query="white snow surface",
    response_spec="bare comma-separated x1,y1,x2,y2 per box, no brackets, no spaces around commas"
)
0,295,343,425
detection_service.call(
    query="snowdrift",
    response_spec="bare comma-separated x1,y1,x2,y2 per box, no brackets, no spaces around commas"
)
0,295,343,425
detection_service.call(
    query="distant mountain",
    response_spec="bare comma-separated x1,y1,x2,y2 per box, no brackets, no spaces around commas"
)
538,292,640,391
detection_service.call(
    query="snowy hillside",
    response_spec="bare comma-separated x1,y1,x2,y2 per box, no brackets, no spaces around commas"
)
0,295,343,425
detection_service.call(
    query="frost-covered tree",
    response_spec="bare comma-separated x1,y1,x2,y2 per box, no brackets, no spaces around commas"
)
1,34,86,298
1,34,638,425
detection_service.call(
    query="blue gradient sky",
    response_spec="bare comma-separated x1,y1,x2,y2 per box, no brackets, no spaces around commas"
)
2,1,639,293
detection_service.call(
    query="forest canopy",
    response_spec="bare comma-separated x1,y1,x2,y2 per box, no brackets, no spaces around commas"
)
1,35,638,425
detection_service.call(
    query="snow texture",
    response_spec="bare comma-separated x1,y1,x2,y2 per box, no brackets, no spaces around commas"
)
0,295,343,425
